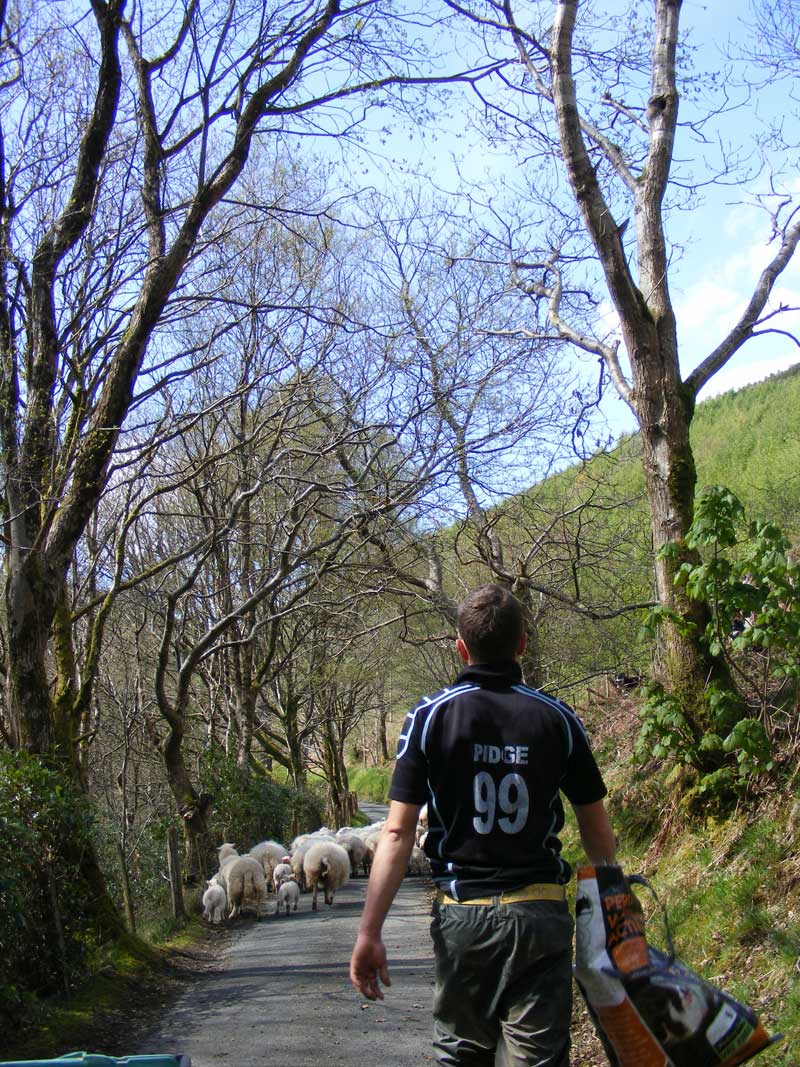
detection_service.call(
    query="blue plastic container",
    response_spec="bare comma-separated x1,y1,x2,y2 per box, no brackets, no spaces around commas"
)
0,1054,190,1067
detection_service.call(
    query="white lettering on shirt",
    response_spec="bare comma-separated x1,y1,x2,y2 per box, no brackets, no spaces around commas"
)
473,743,528,767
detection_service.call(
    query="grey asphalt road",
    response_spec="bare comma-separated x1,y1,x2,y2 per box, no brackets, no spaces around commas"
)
138,874,437,1067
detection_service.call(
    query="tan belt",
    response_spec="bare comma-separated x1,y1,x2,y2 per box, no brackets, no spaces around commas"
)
435,882,566,906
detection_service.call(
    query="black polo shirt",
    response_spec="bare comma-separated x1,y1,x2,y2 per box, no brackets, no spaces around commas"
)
389,661,607,900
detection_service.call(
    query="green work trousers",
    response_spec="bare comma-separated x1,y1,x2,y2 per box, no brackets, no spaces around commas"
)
430,898,574,1067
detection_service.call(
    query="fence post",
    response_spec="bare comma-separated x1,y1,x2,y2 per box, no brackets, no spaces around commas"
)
167,826,186,919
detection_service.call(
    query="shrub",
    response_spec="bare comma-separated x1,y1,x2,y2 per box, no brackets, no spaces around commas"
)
640,486,799,796
198,748,324,847
0,751,97,1025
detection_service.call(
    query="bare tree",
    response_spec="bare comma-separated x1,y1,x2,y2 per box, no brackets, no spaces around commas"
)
0,0,494,941
440,0,800,716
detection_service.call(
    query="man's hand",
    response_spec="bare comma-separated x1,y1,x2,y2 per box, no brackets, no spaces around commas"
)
350,932,391,1000
349,801,419,1000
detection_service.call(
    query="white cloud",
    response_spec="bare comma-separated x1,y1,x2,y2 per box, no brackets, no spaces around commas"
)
699,355,799,401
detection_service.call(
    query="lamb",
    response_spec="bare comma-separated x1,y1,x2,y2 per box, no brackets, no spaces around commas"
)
271,860,293,893
248,839,288,886
201,879,227,923
221,854,268,919
274,878,300,915
303,839,351,911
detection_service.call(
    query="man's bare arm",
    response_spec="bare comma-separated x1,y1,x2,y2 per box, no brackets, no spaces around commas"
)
572,799,617,865
350,800,420,1000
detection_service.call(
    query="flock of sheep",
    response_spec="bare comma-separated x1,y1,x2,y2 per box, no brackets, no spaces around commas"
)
201,813,430,923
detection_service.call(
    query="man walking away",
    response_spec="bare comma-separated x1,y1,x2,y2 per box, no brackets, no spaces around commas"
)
350,584,616,1067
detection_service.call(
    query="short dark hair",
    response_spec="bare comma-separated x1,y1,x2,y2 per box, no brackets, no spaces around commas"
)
457,585,524,663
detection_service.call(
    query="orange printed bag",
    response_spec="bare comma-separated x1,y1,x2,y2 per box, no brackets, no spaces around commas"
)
574,865,779,1067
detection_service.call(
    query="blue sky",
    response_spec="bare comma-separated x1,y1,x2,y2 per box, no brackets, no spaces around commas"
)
348,0,800,441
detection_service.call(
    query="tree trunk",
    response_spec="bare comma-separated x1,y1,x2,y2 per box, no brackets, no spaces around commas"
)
162,730,213,883
4,557,60,753
548,0,718,706
377,710,390,763
116,839,137,934
321,718,351,826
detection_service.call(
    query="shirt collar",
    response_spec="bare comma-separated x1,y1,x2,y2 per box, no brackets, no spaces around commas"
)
455,660,523,688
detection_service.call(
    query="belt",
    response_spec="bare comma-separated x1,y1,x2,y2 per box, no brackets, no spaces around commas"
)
435,882,566,906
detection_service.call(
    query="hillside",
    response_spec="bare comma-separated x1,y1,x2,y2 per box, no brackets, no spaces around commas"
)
691,365,800,536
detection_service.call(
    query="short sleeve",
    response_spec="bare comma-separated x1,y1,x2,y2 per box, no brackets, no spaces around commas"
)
388,703,430,805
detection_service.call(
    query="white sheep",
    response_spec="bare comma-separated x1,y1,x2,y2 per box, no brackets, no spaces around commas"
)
248,839,288,885
362,829,383,874
201,879,227,923
352,820,384,841
221,854,268,919
336,832,367,877
271,860,293,893
275,878,300,915
289,833,330,888
303,839,351,911
216,842,238,864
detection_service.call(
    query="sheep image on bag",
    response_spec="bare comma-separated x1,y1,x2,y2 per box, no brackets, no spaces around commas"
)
303,839,351,911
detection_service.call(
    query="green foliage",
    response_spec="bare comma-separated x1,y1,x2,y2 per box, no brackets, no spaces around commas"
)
0,751,97,1026
650,809,800,1066
636,681,700,764
198,748,324,846
348,763,392,803
691,365,800,542
93,809,182,922
640,485,799,795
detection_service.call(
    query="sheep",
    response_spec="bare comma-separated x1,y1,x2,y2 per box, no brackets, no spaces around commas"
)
408,845,430,876
362,829,383,875
303,839,351,911
289,839,314,889
248,839,288,886
221,854,268,919
275,878,300,915
271,860,293,893
202,879,227,923
336,832,367,877
216,842,238,865
353,820,384,841
289,833,332,889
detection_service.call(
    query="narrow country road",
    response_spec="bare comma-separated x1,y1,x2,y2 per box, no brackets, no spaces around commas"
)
137,800,438,1067
138,877,436,1067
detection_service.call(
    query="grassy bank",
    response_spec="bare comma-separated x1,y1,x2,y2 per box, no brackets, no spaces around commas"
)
1,901,222,1062
348,763,392,804
560,700,800,1067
